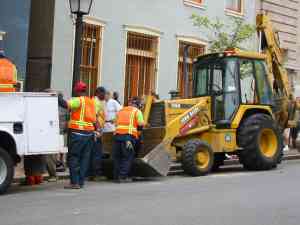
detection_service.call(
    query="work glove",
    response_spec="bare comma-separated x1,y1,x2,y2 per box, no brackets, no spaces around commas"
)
94,130,103,141
126,141,134,152
58,92,64,99
58,93,68,109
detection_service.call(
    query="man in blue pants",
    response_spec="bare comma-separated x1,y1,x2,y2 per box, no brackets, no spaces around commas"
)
68,132,94,187
59,81,101,189
113,97,144,183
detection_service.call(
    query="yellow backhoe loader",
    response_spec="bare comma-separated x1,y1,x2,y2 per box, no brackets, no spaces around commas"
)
101,13,299,178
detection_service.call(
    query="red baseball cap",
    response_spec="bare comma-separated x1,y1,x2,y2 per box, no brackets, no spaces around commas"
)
74,81,87,93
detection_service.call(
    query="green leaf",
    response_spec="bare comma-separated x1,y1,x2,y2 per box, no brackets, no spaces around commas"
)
191,15,256,52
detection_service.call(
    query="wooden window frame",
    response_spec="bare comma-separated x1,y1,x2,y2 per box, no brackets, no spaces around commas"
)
124,32,159,104
70,16,105,97
83,17,105,91
123,25,161,104
183,0,205,9
176,36,207,98
80,22,103,96
225,0,244,17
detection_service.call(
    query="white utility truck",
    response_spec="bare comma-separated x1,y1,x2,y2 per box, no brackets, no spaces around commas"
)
0,92,65,194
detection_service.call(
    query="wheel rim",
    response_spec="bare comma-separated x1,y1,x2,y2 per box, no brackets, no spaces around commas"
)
259,128,278,158
0,157,7,185
196,149,210,169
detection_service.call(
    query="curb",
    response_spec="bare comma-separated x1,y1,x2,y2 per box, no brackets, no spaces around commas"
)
224,153,300,166
14,153,300,183
13,174,69,184
283,154,300,161
169,153,300,174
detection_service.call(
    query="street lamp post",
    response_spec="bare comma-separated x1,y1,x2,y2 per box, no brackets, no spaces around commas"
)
69,0,94,96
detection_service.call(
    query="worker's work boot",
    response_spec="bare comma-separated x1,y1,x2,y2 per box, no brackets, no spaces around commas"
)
34,176,43,185
118,177,133,183
47,176,58,182
87,176,96,181
64,184,81,189
26,176,36,185
93,176,106,182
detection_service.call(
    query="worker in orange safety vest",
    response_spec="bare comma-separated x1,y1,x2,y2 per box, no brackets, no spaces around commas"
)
0,44,17,92
58,81,102,189
113,96,144,183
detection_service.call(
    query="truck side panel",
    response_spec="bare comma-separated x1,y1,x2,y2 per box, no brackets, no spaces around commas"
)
24,96,60,154
0,94,25,122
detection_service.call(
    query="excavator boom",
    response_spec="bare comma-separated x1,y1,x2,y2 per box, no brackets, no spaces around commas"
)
256,13,297,128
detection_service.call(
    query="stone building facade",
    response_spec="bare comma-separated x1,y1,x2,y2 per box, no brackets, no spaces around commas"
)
256,0,300,96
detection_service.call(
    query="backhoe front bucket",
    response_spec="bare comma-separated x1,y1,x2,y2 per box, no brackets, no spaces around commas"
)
101,127,172,178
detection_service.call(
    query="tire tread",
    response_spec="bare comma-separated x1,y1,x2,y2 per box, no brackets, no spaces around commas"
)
237,113,283,171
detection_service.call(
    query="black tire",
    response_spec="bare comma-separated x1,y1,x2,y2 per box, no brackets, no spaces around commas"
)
0,147,14,195
212,153,225,171
182,140,214,176
237,114,283,171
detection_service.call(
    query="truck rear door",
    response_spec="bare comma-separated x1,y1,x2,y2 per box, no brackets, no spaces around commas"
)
25,94,60,154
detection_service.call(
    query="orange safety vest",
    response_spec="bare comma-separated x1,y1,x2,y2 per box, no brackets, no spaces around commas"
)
0,58,17,92
115,106,139,138
69,96,97,131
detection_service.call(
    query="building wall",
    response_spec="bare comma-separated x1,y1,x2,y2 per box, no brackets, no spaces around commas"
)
0,0,31,80
256,0,300,95
295,2,300,96
51,0,257,100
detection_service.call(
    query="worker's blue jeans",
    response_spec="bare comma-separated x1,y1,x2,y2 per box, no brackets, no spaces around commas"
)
68,131,93,186
86,138,103,177
112,135,136,179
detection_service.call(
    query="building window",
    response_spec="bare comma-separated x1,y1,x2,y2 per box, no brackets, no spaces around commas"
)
186,0,203,4
184,0,204,8
226,0,243,14
124,32,158,104
177,41,205,97
80,22,102,96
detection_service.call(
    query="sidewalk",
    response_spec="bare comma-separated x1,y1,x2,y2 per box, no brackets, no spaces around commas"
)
14,160,69,182
14,148,300,182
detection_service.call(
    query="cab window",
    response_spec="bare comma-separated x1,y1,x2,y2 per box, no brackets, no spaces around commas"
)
224,58,239,119
212,64,223,94
212,63,224,120
254,60,273,105
240,59,257,104
194,66,210,96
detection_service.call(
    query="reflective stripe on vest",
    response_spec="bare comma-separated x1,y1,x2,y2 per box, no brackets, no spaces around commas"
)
0,83,14,88
69,96,96,131
0,83,15,92
115,107,138,138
